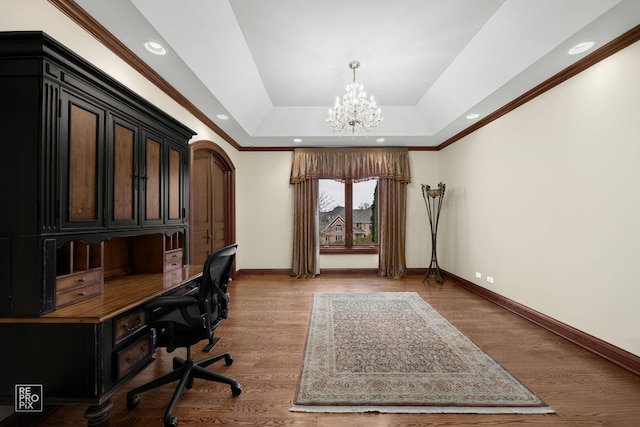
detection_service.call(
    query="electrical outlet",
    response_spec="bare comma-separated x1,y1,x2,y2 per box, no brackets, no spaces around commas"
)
486,276,494,284
475,272,482,279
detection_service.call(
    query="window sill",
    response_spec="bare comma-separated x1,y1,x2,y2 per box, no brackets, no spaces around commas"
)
320,246,379,255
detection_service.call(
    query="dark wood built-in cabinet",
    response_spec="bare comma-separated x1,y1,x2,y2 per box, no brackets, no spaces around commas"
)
0,32,197,425
0,31,193,316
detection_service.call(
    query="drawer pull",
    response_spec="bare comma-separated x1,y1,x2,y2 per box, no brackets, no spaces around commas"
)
125,344,148,363
122,313,143,332
79,277,86,283
78,291,86,296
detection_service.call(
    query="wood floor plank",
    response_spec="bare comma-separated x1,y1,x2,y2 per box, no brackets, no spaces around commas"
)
38,273,640,426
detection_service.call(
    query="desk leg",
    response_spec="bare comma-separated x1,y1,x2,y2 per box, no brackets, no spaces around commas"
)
83,400,113,427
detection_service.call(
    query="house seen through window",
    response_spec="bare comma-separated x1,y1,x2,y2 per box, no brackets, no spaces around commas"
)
319,179,378,253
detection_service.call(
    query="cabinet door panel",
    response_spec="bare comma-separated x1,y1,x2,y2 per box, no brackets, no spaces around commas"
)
69,105,98,220
108,115,140,228
168,147,181,220
60,92,105,230
141,133,163,226
114,124,135,220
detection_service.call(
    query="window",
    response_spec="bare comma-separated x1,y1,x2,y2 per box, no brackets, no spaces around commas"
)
319,179,378,253
291,147,410,278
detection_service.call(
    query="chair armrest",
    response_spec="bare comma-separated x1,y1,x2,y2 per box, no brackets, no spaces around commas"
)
145,295,197,310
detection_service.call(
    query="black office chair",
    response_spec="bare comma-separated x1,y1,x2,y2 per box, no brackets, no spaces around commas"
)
126,243,241,427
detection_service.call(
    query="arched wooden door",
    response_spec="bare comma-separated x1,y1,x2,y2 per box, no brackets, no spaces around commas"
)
189,141,235,267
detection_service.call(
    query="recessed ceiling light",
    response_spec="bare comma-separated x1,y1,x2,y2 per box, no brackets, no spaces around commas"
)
466,113,480,119
216,114,229,120
376,138,385,143
568,41,595,55
293,138,302,143
144,41,166,55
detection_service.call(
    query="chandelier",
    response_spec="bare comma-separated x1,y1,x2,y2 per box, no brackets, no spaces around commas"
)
327,61,383,135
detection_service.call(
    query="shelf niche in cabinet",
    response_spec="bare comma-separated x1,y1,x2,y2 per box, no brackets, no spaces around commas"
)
130,232,184,274
56,241,104,308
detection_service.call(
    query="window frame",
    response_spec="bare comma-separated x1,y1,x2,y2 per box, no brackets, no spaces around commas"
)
320,180,379,255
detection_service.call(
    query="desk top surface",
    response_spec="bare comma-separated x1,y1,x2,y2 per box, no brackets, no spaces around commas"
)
0,265,203,324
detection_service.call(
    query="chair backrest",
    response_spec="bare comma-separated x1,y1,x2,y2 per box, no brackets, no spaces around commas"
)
198,243,237,332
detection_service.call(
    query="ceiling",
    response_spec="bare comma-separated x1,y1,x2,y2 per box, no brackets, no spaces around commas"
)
74,0,640,148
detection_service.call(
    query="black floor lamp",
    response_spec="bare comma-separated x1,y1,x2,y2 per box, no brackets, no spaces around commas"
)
421,182,446,284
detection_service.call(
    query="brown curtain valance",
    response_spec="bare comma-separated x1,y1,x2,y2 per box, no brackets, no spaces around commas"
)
290,147,411,183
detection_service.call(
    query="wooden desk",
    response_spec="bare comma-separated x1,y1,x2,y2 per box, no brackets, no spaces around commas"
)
0,265,203,426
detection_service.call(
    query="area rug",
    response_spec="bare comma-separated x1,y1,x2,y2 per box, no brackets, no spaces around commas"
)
290,292,554,414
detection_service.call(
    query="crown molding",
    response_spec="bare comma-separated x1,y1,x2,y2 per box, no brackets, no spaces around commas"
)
438,24,640,150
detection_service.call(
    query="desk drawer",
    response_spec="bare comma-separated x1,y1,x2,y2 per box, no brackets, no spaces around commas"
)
56,282,102,308
114,308,147,346
165,249,183,263
56,269,102,292
114,333,153,381
164,249,183,272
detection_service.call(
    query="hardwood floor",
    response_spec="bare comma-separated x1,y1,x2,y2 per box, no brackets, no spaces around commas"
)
39,273,640,426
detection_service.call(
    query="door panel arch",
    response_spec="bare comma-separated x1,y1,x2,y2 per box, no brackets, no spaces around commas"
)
189,141,235,269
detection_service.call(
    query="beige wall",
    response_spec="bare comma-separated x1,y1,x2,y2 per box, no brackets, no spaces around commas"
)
439,40,640,356
235,151,293,269
4,0,639,358
234,149,439,271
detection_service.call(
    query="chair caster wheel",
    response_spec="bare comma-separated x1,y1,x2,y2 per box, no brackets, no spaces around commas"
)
164,416,178,427
231,384,242,397
126,395,140,410
225,354,233,366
